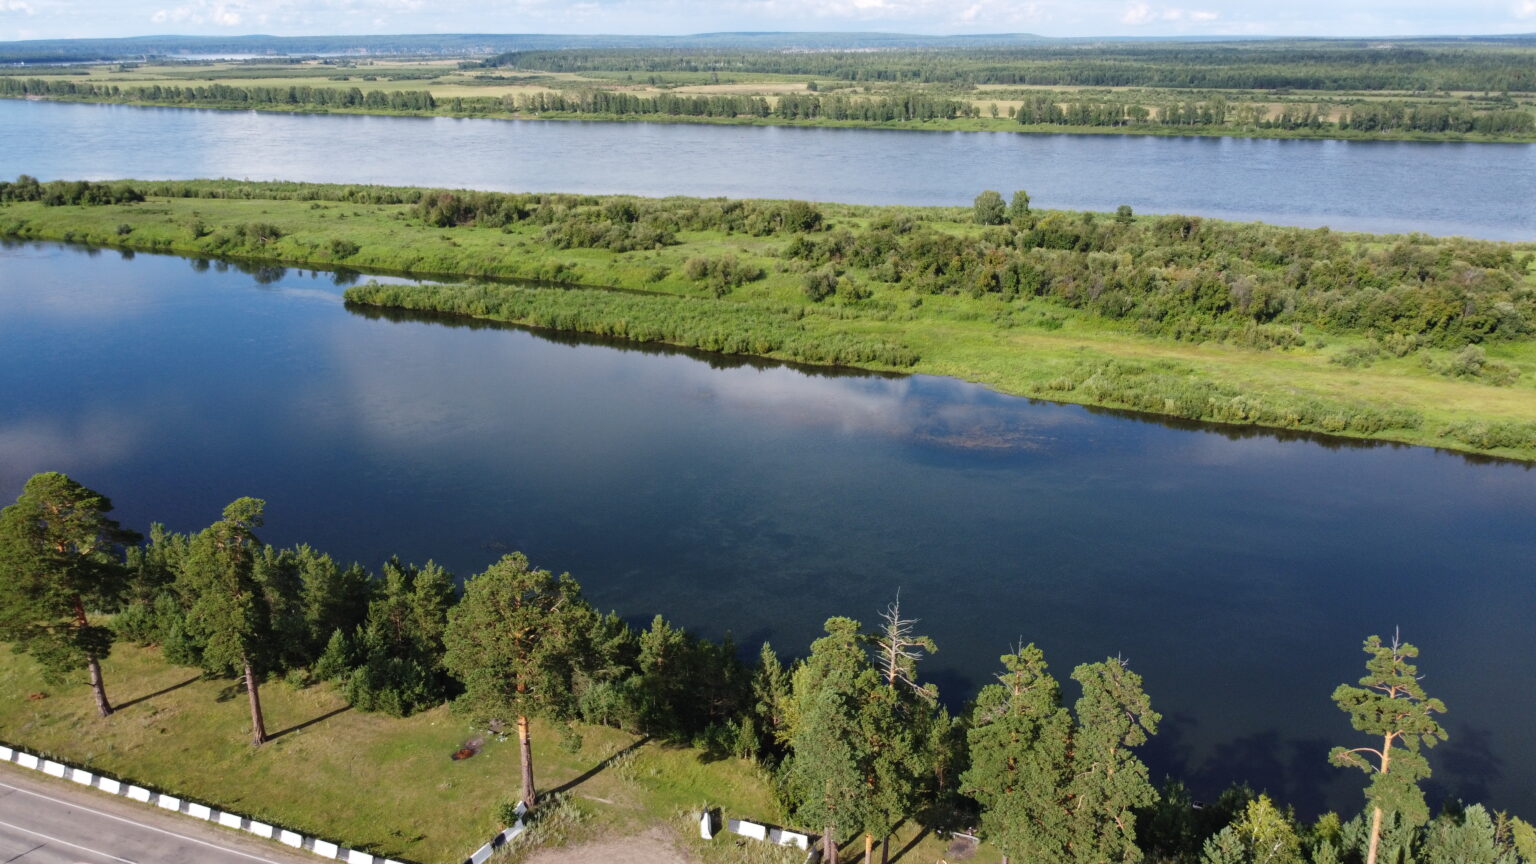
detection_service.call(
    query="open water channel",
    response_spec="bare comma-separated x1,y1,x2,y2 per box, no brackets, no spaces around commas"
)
1,100,1534,816
2,99,1535,239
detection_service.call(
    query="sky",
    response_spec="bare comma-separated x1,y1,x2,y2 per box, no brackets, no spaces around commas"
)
1,0,1534,43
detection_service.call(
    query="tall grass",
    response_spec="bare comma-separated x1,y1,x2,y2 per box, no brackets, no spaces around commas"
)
344,281,919,368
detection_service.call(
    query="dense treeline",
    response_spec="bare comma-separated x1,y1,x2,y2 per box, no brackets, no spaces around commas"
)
0,175,143,205
510,89,978,121
1341,101,1536,134
486,43,1536,92
3,472,1535,864
8,67,1534,139
794,198,1533,349
0,77,436,111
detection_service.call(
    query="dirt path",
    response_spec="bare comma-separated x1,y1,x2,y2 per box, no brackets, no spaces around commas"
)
523,825,693,864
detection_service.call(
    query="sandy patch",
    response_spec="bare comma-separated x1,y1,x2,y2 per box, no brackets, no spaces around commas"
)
522,826,694,864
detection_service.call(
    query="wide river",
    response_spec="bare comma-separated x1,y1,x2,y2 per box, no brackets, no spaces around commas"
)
1,242,1532,818
2,99,1535,239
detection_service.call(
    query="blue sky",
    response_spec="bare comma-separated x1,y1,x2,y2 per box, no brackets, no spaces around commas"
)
1,0,1534,43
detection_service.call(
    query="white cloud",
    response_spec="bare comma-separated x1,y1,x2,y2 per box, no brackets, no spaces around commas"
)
1517,0,1536,19
1121,1,1154,24
1,0,35,13
1122,2,1218,26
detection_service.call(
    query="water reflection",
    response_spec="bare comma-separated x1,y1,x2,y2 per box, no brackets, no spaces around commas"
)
4,99,1535,240
2,241,1534,819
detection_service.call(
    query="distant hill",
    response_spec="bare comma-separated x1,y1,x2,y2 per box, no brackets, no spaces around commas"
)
1,31,1532,65
0,32,1056,64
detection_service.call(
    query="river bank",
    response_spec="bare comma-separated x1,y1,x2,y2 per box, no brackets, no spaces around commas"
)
7,92,1536,144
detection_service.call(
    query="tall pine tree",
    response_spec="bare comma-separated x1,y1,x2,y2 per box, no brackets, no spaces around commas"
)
177,497,274,745
1067,657,1161,864
782,617,877,864
442,553,591,810
962,644,1073,864
0,473,138,717
1330,633,1446,864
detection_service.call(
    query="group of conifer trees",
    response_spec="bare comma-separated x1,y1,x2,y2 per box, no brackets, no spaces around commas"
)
2,471,1533,864
0,78,437,111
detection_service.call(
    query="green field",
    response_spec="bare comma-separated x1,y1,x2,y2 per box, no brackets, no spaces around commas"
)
2,180,1533,460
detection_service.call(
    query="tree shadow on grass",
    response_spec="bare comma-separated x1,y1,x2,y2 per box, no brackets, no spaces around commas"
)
889,825,932,863
546,735,652,798
114,675,202,712
268,705,353,741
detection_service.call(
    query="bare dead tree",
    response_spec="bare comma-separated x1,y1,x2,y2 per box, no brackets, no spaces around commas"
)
875,591,937,702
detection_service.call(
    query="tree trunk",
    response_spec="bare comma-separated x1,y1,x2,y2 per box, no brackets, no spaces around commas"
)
1366,732,1394,864
73,597,111,717
881,835,890,864
824,825,837,864
245,661,267,746
517,714,537,810
864,833,873,864
87,655,112,717
1365,805,1383,864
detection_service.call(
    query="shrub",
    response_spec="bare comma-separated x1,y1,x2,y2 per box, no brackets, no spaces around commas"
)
802,267,838,302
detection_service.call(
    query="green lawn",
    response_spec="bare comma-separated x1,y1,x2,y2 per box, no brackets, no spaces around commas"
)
0,645,982,864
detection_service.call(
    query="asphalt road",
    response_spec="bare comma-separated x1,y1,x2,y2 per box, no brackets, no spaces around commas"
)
0,762,317,864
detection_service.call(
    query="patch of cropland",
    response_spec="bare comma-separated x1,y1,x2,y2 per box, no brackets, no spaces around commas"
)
2,177,1533,458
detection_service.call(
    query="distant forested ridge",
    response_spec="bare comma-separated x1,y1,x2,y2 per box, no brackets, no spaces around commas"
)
487,41,1536,92
0,31,1059,64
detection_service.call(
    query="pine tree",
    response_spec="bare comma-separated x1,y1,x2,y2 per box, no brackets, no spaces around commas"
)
782,617,877,864
0,473,139,717
752,641,793,756
442,553,592,810
177,497,273,745
961,644,1073,864
1068,657,1161,864
344,558,456,716
1330,633,1446,864
297,544,372,657
1421,804,1501,864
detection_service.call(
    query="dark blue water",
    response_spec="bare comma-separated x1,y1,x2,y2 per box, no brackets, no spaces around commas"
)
2,99,1535,240
0,242,1531,818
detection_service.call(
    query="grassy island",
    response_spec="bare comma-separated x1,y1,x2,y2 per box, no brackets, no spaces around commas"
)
2,177,1533,460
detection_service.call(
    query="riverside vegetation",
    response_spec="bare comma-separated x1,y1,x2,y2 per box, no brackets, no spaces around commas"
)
4,36,1536,142
2,177,1534,459
4,472,1536,864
